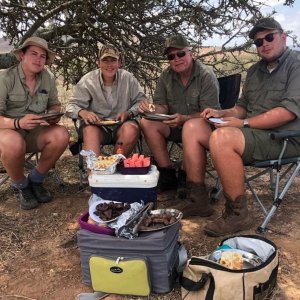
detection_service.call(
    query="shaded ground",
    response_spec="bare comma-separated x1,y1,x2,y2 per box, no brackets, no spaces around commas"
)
1,145,300,300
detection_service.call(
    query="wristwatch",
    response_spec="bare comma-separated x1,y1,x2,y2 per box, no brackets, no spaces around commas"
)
243,119,250,128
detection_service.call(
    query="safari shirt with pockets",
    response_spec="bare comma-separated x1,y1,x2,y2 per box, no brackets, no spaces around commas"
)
153,59,220,115
237,48,300,132
66,68,145,119
0,64,60,118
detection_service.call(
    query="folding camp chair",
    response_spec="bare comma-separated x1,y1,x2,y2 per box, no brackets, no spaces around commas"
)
245,130,300,233
70,118,143,189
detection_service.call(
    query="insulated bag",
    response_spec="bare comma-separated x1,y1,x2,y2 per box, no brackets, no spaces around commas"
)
180,235,279,300
89,256,151,296
77,222,181,294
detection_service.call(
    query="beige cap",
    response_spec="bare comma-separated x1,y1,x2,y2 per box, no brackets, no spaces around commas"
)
12,36,56,65
99,44,120,60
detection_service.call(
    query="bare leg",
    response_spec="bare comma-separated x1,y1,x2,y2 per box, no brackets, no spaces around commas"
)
140,118,171,167
182,118,212,183
36,125,69,174
0,129,26,182
114,121,140,156
209,127,245,199
82,125,106,157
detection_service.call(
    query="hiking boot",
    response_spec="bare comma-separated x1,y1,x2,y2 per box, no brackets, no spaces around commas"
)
13,186,39,210
203,194,252,237
172,182,214,218
157,167,178,193
177,169,187,199
29,179,53,203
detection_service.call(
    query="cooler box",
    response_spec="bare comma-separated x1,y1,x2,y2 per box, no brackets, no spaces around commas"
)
88,165,159,204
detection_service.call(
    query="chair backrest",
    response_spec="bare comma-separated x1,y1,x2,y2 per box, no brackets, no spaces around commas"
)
217,73,241,109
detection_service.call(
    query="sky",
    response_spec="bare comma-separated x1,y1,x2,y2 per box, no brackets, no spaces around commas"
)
203,0,300,47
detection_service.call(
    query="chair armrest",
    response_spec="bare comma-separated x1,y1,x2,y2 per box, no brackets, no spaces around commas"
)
270,130,300,140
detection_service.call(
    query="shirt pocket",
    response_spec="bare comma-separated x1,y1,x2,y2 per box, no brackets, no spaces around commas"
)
7,92,28,110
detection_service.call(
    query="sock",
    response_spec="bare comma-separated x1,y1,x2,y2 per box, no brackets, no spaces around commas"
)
28,168,46,183
12,176,29,189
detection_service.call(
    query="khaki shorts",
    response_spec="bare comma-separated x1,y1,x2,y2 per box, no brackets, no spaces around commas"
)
241,128,300,165
16,126,45,153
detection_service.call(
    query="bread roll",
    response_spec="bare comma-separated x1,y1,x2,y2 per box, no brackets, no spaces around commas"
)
219,251,243,270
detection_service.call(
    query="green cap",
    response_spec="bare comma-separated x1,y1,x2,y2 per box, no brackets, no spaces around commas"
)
163,34,190,54
249,17,283,39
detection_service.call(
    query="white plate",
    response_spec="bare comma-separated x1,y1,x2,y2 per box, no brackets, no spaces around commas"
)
143,113,176,121
89,199,125,223
208,117,226,124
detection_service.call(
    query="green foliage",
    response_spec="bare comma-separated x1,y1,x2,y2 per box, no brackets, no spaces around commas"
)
0,0,296,94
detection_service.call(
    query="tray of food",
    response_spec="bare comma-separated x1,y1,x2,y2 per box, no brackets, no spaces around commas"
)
138,208,182,231
208,248,263,269
89,200,131,223
117,153,151,175
96,118,120,126
92,155,120,174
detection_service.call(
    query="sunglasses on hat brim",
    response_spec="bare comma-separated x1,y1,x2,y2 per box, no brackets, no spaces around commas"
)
253,31,281,47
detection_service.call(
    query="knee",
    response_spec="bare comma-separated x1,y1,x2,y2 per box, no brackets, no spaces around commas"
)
52,125,70,147
209,128,236,151
0,133,26,156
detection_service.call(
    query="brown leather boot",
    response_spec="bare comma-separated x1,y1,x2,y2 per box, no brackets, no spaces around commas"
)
172,182,214,218
203,194,252,237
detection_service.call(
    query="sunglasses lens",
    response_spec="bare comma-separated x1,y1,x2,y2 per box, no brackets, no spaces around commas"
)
167,53,175,60
254,39,263,47
265,33,275,42
177,51,186,58
167,50,187,60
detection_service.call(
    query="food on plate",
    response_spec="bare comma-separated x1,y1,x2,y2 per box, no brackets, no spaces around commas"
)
95,155,118,169
123,153,150,168
148,103,155,112
97,119,119,125
219,252,244,270
94,201,131,221
139,213,177,230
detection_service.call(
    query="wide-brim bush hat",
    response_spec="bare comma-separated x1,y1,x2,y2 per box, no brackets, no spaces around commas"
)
13,36,56,65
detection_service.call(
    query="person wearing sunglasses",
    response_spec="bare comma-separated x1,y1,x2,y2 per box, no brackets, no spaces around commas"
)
179,17,300,237
139,34,219,203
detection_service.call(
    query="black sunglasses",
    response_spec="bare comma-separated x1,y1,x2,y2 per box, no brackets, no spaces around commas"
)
253,31,281,47
167,50,187,61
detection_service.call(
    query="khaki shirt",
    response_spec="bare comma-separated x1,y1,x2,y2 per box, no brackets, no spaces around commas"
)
0,64,60,117
153,59,220,114
66,69,146,119
237,48,300,131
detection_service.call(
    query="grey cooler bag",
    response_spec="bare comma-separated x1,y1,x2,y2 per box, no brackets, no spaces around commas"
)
77,222,181,294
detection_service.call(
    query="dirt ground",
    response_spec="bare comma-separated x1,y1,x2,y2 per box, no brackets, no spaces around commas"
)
1,142,300,300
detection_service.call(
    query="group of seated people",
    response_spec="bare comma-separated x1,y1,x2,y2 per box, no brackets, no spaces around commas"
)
1,17,300,237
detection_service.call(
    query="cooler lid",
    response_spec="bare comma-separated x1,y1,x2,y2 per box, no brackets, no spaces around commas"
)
88,165,159,188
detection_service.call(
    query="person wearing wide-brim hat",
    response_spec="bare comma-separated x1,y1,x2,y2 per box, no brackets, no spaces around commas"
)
12,36,56,65
0,36,69,210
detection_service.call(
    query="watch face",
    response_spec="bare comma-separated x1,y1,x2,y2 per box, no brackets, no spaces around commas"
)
243,120,250,128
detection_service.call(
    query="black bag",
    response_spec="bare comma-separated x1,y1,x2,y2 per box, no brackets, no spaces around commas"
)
180,235,279,300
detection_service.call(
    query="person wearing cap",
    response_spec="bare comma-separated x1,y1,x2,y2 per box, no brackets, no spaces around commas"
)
0,36,69,210
180,17,300,237
66,44,147,157
138,34,219,198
